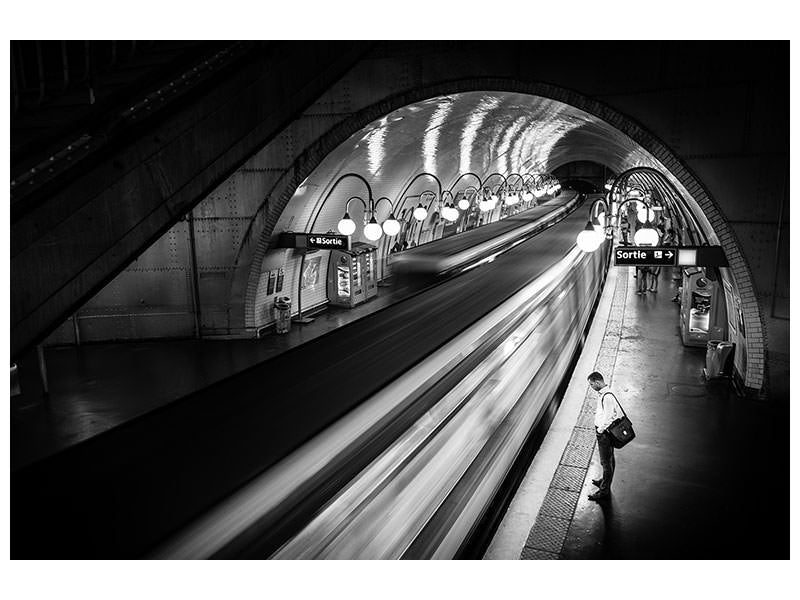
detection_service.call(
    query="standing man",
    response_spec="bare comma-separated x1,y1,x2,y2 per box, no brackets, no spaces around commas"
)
587,371,623,501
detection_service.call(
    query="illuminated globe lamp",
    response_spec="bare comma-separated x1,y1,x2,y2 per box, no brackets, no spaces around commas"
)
413,203,428,221
505,192,519,206
486,192,500,210
382,213,401,236
576,220,603,252
450,203,461,221
337,212,357,236
442,203,459,222
522,189,534,203
458,196,470,211
478,197,490,212
363,215,383,241
634,219,660,246
637,205,656,224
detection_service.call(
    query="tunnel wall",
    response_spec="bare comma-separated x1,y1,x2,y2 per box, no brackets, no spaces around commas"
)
52,42,787,398
16,41,372,354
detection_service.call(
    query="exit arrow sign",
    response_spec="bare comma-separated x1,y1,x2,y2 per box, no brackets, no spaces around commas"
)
614,247,677,266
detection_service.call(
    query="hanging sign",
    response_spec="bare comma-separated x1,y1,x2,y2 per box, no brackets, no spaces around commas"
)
614,246,728,267
614,247,677,266
307,234,349,250
278,232,351,251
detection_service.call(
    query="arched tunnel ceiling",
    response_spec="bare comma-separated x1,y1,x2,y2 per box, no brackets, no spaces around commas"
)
276,90,713,240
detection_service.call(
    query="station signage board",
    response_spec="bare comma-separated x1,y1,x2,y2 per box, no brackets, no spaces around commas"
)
307,234,350,250
614,247,677,267
278,232,351,251
613,246,728,268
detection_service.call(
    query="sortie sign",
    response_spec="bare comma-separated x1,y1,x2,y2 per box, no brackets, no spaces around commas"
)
614,247,676,266
278,232,351,251
307,234,349,250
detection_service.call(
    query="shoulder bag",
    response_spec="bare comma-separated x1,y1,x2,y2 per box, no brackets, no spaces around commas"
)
602,392,636,449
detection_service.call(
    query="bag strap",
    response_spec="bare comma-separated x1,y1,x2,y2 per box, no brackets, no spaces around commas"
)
601,391,628,418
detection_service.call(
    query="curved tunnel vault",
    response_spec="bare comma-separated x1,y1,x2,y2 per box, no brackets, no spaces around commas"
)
241,83,766,393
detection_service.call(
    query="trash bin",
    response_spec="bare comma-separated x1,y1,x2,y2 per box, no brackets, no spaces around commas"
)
717,341,735,376
274,296,292,334
705,340,734,379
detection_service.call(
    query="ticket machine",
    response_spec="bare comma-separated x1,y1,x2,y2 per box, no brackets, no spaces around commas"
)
680,267,727,347
327,242,378,308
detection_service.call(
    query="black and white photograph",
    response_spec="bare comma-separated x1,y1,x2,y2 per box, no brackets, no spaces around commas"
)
3,3,795,598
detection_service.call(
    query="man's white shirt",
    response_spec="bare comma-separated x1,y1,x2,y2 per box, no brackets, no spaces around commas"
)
594,385,622,432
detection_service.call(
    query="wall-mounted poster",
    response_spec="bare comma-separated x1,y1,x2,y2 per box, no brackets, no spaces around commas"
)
302,256,321,290
266,270,277,295
276,267,285,293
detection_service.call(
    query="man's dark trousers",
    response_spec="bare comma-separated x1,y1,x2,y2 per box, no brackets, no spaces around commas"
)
597,431,615,493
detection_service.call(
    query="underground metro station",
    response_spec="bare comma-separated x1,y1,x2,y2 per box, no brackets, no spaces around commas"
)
9,40,789,560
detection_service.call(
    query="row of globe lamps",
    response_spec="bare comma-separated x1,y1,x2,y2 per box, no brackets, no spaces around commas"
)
333,172,561,242
577,181,661,252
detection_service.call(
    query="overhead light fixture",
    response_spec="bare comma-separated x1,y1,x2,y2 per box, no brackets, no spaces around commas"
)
363,216,383,241
637,206,656,223
634,222,660,246
331,183,400,243
382,213,401,236
577,220,603,252
337,212,357,236
446,203,460,222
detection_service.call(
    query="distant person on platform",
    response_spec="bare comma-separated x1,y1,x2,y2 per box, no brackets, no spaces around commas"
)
636,265,649,294
587,371,623,501
648,265,661,293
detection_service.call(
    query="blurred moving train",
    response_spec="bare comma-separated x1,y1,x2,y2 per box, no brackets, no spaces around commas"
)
389,193,580,281
155,195,611,559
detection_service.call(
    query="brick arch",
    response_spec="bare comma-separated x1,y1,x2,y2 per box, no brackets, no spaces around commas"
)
237,78,766,393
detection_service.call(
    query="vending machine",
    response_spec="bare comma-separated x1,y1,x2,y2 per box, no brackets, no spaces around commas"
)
680,267,727,347
327,243,378,308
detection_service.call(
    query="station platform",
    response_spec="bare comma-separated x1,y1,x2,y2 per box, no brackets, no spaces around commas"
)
485,265,789,560
11,285,404,471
